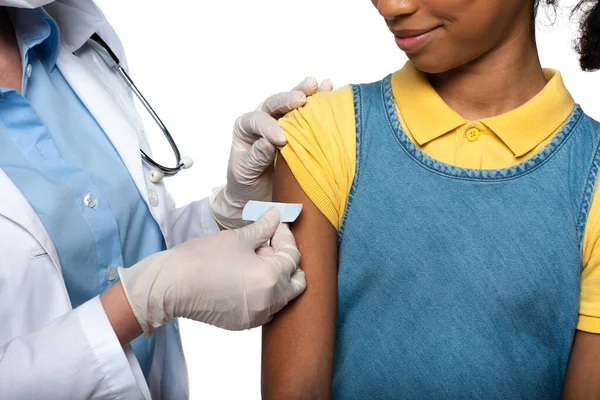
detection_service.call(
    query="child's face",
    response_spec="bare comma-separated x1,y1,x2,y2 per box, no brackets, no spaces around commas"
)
371,0,534,73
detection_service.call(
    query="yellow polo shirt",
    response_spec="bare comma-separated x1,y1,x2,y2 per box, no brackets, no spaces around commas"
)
279,62,600,333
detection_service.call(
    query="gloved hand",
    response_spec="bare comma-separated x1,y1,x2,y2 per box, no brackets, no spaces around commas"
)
210,77,333,229
118,208,305,336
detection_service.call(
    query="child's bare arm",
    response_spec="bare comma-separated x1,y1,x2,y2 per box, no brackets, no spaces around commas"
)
261,156,338,400
563,330,600,398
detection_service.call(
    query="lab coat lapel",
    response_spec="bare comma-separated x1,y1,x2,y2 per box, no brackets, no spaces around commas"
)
55,49,149,205
0,169,62,274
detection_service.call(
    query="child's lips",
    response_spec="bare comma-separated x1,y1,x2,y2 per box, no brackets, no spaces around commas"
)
394,27,439,53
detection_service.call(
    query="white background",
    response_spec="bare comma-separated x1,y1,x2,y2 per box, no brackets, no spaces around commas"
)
93,1,600,398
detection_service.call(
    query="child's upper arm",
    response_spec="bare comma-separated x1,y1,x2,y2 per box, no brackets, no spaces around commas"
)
277,87,356,230
261,87,355,399
262,156,338,399
566,180,600,395
579,183,600,333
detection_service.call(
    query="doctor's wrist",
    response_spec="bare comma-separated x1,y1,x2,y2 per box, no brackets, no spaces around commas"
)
209,186,247,230
100,281,143,346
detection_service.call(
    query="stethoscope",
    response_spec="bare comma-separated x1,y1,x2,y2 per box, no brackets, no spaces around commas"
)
87,33,193,183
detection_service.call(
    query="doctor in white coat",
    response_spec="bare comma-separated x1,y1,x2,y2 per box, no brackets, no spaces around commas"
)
0,0,332,398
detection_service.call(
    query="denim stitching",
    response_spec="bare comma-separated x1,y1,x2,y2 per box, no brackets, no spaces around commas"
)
381,75,584,182
576,134,600,249
339,84,365,242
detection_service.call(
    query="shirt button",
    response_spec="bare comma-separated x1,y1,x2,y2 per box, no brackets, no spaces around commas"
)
26,64,32,78
83,193,97,208
106,267,118,281
148,190,159,207
466,128,481,142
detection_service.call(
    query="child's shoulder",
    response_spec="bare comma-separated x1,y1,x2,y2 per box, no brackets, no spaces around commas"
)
301,85,354,113
278,72,396,138
281,71,397,123
279,85,355,131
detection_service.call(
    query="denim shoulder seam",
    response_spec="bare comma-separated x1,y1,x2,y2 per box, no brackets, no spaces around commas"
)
338,83,365,242
576,130,600,251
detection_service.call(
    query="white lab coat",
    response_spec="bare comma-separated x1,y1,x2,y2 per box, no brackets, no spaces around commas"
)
0,1,219,398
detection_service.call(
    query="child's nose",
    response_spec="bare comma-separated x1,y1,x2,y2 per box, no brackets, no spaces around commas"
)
373,0,419,20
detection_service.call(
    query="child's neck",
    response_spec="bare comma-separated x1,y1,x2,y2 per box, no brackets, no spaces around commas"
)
427,37,547,121
0,9,22,93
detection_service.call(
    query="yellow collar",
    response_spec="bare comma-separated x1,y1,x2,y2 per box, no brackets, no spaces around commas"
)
392,62,575,158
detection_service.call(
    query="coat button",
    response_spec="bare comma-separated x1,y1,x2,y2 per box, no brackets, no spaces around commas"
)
148,190,159,207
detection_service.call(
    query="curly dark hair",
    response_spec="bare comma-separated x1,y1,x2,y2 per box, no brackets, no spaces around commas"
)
534,0,600,71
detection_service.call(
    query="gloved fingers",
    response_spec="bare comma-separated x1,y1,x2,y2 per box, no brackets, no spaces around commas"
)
256,245,274,257
291,77,331,95
237,207,281,248
271,244,301,278
290,77,319,96
317,79,334,93
233,111,286,149
256,77,329,118
270,222,298,255
270,223,301,277
257,77,319,116
270,242,300,278
287,269,307,302
234,138,277,180
259,90,308,117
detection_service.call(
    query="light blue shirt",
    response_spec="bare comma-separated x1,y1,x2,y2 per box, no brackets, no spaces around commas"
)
0,7,164,379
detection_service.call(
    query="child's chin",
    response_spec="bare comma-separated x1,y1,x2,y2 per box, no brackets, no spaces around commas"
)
407,54,467,75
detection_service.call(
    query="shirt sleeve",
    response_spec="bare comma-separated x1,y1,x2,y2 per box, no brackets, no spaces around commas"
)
579,180,600,333
278,86,356,230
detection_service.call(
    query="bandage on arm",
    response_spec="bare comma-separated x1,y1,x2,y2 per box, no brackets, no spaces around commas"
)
261,155,338,399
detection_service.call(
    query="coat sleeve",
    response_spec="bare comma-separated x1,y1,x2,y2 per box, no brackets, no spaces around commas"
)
0,297,150,400
166,197,220,247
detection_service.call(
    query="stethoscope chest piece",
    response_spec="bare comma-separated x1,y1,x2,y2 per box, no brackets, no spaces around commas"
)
148,156,193,183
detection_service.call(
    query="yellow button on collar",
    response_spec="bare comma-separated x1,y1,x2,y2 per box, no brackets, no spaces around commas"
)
466,127,481,142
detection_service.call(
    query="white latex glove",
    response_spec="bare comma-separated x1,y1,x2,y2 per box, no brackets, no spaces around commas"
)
118,208,305,335
210,77,334,229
